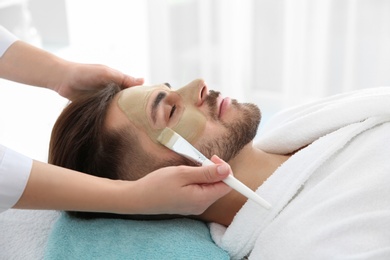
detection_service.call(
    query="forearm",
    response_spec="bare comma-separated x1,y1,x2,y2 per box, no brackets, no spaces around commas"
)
0,41,68,91
13,160,142,214
13,158,231,216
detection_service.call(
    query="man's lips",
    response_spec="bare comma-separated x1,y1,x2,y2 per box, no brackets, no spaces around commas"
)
218,96,231,118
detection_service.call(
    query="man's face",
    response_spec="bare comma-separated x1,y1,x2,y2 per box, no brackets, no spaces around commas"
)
107,79,261,163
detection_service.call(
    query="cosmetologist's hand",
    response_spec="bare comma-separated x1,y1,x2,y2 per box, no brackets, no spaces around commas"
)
54,62,144,100
0,40,144,101
136,155,232,215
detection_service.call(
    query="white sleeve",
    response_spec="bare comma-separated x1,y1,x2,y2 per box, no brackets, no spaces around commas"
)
0,145,33,213
0,26,18,58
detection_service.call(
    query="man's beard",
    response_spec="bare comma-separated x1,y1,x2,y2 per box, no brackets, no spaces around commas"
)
199,90,261,162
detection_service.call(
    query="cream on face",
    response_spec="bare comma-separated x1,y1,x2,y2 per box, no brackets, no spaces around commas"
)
118,84,207,144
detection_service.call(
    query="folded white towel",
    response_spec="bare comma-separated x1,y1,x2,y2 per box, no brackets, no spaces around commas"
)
259,86,390,154
210,87,390,259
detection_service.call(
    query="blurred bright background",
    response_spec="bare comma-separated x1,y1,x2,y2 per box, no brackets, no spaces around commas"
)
1,0,390,162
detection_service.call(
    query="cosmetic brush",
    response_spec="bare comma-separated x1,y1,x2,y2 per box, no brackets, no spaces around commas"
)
157,127,271,210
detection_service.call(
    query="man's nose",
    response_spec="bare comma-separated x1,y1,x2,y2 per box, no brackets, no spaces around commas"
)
177,78,209,104
195,79,208,106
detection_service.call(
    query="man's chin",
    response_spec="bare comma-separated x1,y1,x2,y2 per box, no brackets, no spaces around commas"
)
198,102,260,162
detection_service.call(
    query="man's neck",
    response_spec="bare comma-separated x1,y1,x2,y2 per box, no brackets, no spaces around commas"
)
198,142,290,226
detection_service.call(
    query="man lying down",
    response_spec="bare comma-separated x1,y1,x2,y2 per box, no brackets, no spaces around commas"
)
49,79,390,259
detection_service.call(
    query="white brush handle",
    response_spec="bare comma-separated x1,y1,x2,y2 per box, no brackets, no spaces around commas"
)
203,159,271,209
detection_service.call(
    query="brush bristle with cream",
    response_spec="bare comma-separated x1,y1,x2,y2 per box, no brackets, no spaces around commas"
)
157,127,272,210
157,128,179,150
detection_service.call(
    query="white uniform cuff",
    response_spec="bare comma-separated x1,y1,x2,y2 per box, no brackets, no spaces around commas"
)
0,145,32,213
0,26,18,58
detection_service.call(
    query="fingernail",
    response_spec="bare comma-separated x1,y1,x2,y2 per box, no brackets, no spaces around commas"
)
217,163,229,175
135,78,144,84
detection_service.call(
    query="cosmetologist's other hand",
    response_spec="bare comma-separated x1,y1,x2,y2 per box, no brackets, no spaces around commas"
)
135,155,232,215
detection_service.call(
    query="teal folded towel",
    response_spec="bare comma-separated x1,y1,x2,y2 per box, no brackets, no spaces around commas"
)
44,214,229,260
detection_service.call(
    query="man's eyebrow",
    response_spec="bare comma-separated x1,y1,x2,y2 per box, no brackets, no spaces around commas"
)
151,92,167,123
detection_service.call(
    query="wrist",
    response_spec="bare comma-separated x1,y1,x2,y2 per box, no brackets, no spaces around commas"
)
109,179,146,215
46,58,72,93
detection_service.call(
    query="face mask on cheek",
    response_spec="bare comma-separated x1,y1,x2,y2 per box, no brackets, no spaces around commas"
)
117,86,207,145
170,105,206,144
